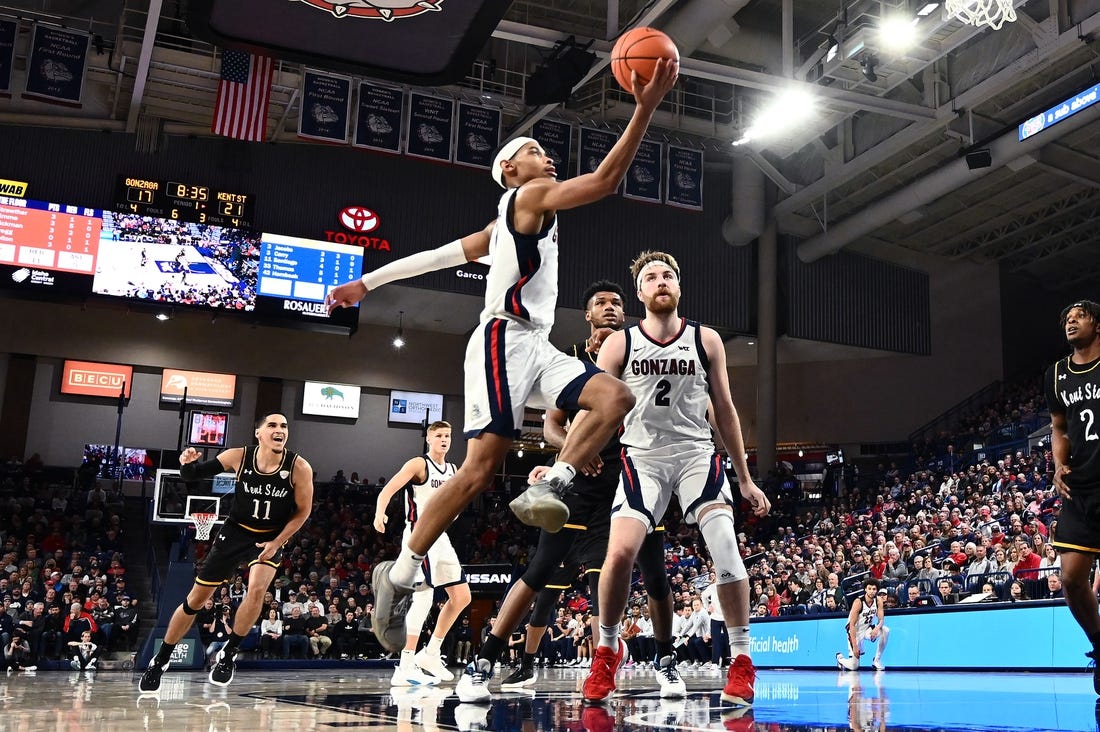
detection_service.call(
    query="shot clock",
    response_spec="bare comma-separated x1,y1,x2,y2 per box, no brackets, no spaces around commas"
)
114,175,255,228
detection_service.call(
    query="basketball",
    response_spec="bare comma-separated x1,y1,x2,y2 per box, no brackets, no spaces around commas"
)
610,27,679,93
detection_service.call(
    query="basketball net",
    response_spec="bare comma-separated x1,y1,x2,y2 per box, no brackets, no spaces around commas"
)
190,512,218,541
945,0,1017,30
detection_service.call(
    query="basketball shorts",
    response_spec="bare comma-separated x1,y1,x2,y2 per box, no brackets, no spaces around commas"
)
847,622,885,648
463,318,599,438
403,524,465,588
1052,487,1100,554
613,443,732,531
196,521,283,586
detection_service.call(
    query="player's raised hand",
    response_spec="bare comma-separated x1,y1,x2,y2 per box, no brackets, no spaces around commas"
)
325,279,368,315
179,447,201,465
632,57,679,110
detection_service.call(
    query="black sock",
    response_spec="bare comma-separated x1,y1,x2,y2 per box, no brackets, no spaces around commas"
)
655,639,674,661
154,642,176,665
222,632,246,656
480,633,506,665
522,651,536,669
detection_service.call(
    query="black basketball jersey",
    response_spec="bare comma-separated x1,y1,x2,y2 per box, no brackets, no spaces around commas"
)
229,445,300,531
568,339,622,462
1045,355,1100,490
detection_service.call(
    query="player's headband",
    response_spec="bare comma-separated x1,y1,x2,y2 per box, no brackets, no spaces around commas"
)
636,259,679,290
492,137,537,189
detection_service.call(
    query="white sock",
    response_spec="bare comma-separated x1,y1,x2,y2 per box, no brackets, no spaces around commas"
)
390,547,424,588
427,635,444,654
730,625,751,659
544,461,576,486
400,649,416,667
598,623,620,650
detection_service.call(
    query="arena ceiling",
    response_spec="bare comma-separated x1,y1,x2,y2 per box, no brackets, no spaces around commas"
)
2,0,1099,358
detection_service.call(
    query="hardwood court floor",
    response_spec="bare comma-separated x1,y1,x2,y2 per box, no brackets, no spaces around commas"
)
1,663,1096,731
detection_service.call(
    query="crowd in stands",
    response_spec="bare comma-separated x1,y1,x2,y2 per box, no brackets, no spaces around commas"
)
0,458,140,673
0,376,1069,672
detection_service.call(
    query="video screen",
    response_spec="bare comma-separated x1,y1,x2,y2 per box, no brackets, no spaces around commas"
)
123,448,158,480
82,443,122,479
188,411,229,448
92,211,260,311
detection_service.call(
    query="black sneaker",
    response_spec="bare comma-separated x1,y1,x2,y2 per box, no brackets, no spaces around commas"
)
501,665,537,689
1087,650,1100,694
209,649,236,687
138,658,171,693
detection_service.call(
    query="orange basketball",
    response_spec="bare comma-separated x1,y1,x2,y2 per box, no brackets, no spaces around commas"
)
610,27,679,93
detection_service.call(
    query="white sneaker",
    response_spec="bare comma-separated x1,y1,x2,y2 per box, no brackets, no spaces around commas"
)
871,657,885,671
391,661,440,686
456,659,493,703
654,654,687,698
836,653,859,671
414,649,455,681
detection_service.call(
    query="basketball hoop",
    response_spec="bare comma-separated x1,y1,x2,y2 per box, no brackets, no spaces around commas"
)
190,512,218,541
945,0,1017,30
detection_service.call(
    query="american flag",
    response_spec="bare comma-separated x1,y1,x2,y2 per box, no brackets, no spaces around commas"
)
212,49,274,141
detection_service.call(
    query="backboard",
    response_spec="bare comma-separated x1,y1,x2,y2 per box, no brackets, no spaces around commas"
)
153,468,234,525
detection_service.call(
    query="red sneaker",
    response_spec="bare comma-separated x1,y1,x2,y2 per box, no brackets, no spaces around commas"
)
721,706,756,731
582,639,625,702
721,654,756,706
581,704,615,732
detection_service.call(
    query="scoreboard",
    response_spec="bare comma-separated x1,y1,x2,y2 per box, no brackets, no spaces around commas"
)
114,176,255,228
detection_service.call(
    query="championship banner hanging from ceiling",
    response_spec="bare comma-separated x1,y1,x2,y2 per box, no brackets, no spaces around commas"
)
354,81,403,153
298,69,352,144
454,102,500,169
666,146,704,211
624,139,663,204
579,127,622,194
406,93,454,162
0,18,16,98
532,119,573,180
23,23,90,106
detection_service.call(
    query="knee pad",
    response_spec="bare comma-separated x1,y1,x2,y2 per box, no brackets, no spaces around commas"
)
698,509,746,584
405,587,434,636
181,600,200,616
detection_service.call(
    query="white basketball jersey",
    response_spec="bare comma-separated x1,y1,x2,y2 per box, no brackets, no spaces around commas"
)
405,456,456,526
854,597,878,630
479,187,559,334
620,319,713,449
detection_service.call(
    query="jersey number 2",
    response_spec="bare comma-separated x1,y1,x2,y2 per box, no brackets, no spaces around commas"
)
251,499,272,521
655,379,671,406
1082,409,1099,441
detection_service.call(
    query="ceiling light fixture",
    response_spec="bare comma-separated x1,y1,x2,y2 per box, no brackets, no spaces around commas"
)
860,53,879,82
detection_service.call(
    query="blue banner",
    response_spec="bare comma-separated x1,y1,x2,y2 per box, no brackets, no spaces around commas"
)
455,103,500,169
666,145,704,210
298,69,351,143
1019,82,1100,141
579,127,621,194
0,18,15,98
532,119,573,180
353,81,403,153
624,139,663,203
23,23,89,106
406,93,454,162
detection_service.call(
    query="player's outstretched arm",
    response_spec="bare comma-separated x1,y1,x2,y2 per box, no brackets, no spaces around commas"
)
700,327,770,517
517,59,678,214
372,458,427,533
325,221,495,314
179,446,241,480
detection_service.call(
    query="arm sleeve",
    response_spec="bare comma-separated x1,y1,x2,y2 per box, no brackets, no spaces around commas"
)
180,458,227,481
360,240,466,291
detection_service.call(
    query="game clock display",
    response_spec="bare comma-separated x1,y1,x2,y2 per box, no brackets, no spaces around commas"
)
115,176,255,228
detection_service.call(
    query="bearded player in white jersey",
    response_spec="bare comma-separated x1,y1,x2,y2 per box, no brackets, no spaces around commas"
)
372,421,470,685
325,61,678,656
579,251,770,709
